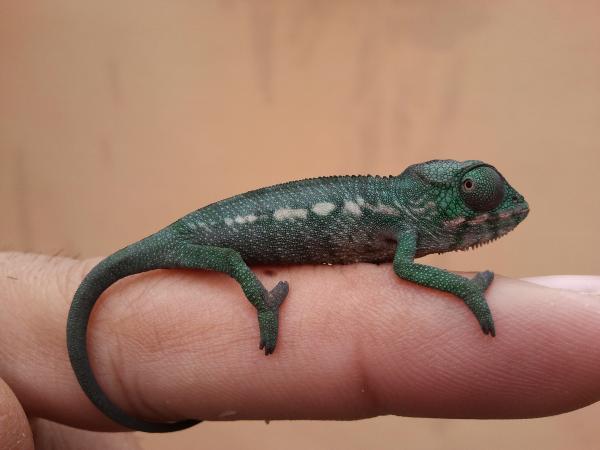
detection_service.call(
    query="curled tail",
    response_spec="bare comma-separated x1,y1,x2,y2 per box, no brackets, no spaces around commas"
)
66,230,201,432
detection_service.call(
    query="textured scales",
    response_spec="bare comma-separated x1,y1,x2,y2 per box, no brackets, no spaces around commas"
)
67,159,529,432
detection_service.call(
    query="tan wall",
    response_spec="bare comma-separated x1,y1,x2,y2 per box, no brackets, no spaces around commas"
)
1,1,599,449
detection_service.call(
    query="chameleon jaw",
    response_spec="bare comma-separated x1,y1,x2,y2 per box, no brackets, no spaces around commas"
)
450,204,529,253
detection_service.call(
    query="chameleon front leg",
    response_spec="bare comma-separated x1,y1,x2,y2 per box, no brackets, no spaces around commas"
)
392,230,496,336
173,243,288,354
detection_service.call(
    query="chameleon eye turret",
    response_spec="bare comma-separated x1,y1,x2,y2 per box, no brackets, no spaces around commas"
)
459,165,505,212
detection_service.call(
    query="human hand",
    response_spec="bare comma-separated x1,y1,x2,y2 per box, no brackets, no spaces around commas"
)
1,253,599,449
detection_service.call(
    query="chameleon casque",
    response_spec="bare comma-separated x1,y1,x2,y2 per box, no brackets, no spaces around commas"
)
67,159,529,432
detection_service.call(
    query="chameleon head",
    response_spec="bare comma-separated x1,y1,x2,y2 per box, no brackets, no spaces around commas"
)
402,160,529,256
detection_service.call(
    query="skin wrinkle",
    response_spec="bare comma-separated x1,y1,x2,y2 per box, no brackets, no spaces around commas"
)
84,319,136,426
355,272,445,415
52,260,82,308
106,331,138,418
376,290,464,415
131,374,166,423
353,325,384,417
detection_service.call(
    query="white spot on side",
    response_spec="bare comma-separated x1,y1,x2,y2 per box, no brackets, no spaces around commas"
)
224,218,234,226
218,410,238,418
311,202,336,216
274,208,308,221
356,196,366,206
344,200,362,216
234,214,258,224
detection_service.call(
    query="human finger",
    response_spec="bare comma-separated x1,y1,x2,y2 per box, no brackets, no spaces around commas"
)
1,253,599,431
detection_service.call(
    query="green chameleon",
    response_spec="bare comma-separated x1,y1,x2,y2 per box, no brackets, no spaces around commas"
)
67,159,529,432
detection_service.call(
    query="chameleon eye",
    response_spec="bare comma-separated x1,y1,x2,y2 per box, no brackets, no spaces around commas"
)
460,166,505,212
462,178,474,191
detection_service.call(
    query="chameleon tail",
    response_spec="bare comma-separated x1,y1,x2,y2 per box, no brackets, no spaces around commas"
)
66,231,201,432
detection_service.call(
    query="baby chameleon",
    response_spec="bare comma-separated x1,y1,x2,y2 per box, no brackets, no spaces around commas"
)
67,159,529,432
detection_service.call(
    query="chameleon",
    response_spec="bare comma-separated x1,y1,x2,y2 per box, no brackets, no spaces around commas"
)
67,159,529,433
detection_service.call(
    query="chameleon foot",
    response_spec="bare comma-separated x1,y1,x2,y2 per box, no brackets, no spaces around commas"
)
479,311,496,337
464,288,496,337
257,281,289,355
467,271,496,336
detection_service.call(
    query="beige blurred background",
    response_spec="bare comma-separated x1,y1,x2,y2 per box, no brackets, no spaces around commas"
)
1,1,599,449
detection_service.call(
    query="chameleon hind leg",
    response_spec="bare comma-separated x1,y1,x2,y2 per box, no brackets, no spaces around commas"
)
393,231,496,336
174,243,288,354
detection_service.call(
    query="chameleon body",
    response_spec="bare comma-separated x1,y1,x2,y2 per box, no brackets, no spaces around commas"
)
67,159,529,432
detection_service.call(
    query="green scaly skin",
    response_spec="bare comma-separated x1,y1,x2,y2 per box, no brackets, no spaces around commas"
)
67,159,529,432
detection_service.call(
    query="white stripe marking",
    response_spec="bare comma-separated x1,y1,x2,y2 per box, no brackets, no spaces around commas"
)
234,214,258,224
311,202,336,216
364,203,401,216
373,204,399,215
274,208,308,221
344,200,362,216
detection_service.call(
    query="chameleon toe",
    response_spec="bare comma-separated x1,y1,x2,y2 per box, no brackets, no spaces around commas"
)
472,270,495,291
267,280,289,308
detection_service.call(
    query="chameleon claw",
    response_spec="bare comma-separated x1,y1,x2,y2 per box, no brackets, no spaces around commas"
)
258,314,277,356
259,338,275,355
480,316,496,337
